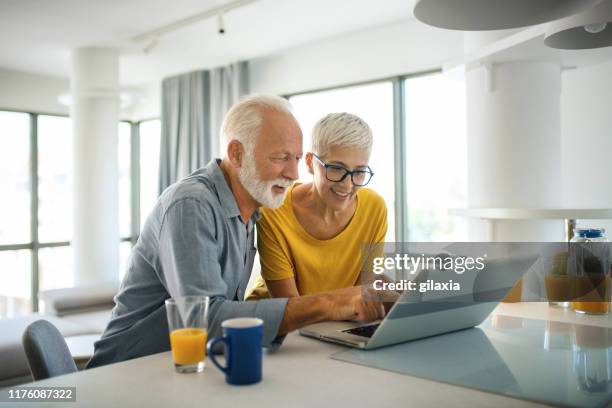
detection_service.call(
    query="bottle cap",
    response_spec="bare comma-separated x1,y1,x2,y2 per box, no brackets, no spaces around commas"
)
574,228,606,238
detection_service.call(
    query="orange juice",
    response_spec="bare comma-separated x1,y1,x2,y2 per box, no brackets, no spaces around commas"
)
545,275,572,302
170,328,207,365
571,301,610,314
571,275,611,315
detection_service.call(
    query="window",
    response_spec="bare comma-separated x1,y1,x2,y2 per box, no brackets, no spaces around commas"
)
139,119,161,229
404,73,468,241
39,246,73,292
0,112,31,317
0,111,30,245
0,250,31,317
37,115,73,292
38,115,72,243
0,109,160,317
288,72,468,243
118,122,132,239
289,82,396,240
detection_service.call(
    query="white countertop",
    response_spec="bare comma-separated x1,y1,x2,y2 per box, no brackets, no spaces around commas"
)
2,303,610,408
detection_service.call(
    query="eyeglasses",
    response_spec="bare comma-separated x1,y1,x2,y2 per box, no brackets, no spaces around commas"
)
312,153,374,186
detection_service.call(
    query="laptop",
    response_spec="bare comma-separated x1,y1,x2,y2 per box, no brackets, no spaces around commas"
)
299,254,538,349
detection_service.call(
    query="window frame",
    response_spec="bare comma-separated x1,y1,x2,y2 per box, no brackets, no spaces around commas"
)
0,108,155,313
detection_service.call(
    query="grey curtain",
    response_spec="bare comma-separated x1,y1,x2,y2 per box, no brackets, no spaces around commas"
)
158,61,249,194
209,61,250,157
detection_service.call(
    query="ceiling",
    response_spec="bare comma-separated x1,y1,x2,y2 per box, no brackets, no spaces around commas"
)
0,0,415,86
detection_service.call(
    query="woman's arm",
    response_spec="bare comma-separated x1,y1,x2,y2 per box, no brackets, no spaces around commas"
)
266,277,300,298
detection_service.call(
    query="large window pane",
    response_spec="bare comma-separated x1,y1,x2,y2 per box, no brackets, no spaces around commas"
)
0,111,30,245
289,83,396,240
38,246,73,291
38,115,72,243
404,73,468,241
139,120,161,229
118,122,131,238
0,250,32,318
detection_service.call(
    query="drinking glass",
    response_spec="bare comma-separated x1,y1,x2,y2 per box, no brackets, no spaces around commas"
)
165,296,210,373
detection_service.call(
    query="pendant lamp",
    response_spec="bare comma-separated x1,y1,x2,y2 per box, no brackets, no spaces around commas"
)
413,0,602,31
544,0,612,49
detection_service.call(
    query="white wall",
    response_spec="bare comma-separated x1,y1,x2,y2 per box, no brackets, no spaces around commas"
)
0,68,69,115
249,19,463,95
561,61,612,233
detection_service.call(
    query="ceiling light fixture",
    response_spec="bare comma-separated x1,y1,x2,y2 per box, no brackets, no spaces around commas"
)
218,13,225,35
131,0,257,48
584,22,608,34
413,0,602,31
545,0,612,49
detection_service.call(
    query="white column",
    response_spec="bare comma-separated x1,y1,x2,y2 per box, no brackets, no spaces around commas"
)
561,61,612,235
464,33,564,241
71,48,119,285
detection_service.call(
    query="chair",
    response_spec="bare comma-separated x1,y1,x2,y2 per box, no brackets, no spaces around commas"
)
22,320,78,380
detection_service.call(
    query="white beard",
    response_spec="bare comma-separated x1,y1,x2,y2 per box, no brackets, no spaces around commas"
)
238,158,291,209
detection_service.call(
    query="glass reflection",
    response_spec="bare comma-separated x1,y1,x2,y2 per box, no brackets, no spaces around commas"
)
544,320,574,350
573,325,612,393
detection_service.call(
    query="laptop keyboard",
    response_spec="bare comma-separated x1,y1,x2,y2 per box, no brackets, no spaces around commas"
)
342,323,380,338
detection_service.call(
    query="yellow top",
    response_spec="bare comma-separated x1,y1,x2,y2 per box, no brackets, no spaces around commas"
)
246,184,387,299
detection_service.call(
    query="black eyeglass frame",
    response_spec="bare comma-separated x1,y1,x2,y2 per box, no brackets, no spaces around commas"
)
311,153,374,186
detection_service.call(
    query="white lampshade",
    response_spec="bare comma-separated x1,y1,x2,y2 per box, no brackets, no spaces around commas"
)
544,0,612,49
413,0,602,31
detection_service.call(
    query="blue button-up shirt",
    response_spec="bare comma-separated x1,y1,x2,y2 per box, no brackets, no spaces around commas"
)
87,159,288,368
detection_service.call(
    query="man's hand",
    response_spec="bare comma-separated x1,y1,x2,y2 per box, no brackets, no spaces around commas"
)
277,285,385,335
326,286,385,322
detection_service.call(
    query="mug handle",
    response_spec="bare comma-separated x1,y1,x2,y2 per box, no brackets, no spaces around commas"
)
207,336,229,374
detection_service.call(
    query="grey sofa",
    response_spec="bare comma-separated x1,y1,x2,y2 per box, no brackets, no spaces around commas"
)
0,283,116,387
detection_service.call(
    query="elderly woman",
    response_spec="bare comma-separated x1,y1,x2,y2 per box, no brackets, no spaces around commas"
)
247,112,387,299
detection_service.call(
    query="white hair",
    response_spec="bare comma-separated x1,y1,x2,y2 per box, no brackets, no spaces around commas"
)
221,94,294,155
311,112,373,158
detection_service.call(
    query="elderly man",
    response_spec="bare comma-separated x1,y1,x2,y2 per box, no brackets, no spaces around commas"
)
87,95,383,368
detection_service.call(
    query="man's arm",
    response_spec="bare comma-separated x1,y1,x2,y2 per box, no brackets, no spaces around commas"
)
277,286,385,335
158,198,288,346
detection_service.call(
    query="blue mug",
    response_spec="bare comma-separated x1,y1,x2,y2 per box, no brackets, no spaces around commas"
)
206,318,263,385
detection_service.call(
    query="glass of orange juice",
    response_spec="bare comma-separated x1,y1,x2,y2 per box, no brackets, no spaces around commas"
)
569,238,610,315
165,296,210,373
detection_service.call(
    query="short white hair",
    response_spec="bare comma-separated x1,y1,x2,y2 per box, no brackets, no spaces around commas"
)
311,112,373,158
221,94,293,154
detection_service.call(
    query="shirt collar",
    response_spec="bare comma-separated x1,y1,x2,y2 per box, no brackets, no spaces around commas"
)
205,159,261,223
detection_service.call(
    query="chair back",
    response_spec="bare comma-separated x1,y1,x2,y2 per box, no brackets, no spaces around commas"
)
22,319,78,380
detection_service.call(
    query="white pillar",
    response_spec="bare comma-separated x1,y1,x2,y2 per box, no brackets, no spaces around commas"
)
561,62,612,235
464,34,564,241
71,48,119,285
